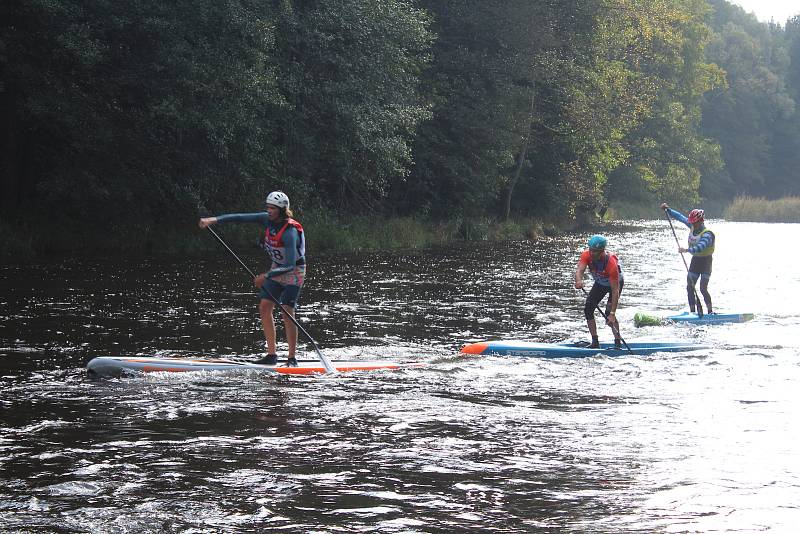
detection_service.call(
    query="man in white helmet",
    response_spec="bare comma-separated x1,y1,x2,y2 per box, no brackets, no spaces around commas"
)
199,191,306,366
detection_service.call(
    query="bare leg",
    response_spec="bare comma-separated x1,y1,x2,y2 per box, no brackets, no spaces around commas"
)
259,299,277,354
587,317,598,339
281,307,297,358
608,317,621,340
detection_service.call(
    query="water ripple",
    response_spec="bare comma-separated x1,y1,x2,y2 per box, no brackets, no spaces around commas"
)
1,223,800,532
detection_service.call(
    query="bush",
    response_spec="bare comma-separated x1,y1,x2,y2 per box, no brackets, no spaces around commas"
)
0,221,36,261
724,196,800,223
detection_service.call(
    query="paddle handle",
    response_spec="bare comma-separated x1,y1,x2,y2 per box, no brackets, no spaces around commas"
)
206,226,337,374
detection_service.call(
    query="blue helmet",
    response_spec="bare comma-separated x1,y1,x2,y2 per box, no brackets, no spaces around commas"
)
588,235,607,250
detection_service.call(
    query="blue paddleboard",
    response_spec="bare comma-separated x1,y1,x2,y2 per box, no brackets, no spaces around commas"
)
461,340,707,358
666,311,754,325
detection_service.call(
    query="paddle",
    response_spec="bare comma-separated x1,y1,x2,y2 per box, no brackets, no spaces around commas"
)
205,226,337,374
662,208,704,317
580,287,632,353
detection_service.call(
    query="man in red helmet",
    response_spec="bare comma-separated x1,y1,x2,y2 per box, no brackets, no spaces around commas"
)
661,203,715,314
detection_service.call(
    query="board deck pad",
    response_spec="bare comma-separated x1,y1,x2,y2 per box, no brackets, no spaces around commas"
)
635,311,754,327
461,340,707,358
666,311,754,324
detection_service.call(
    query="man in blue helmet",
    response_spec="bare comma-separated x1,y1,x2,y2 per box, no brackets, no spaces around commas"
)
574,235,624,348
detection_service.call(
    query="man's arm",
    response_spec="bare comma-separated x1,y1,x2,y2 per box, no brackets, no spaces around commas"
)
199,212,270,228
688,232,714,255
574,261,588,289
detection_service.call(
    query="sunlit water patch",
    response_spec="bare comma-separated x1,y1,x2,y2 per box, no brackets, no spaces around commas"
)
1,221,799,531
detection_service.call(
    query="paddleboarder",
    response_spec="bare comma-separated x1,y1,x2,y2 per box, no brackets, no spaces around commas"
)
574,235,624,348
199,191,305,366
660,203,714,314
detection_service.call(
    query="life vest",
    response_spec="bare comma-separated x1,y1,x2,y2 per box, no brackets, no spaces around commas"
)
688,227,715,257
264,218,305,266
586,251,622,285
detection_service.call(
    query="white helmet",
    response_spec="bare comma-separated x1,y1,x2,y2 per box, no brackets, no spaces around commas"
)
265,191,289,209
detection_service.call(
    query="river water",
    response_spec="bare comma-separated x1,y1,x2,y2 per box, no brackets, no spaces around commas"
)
1,220,799,533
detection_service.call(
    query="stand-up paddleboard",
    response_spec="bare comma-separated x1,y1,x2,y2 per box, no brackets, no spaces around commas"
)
634,311,754,327
87,356,427,378
461,340,707,358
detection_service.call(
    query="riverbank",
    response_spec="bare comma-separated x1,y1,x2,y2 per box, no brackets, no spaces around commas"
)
11,195,798,262
724,195,800,222
0,213,564,262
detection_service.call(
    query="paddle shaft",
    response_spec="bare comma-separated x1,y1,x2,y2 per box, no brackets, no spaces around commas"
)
580,287,631,353
206,226,336,374
662,208,704,317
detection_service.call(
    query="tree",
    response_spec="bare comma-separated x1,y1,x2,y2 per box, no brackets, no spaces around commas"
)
1,0,286,221
602,0,725,210
700,0,798,202
271,0,433,213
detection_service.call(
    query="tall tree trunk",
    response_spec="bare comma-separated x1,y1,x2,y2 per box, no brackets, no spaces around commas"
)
503,89,535,221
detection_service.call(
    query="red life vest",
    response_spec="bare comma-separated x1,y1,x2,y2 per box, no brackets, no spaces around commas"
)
579,250,622,285
264,218,305,266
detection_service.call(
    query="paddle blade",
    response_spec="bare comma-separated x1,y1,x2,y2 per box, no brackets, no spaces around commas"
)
634,313,664,327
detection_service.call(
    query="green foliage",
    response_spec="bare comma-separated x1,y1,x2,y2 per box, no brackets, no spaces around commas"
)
399,0,541,215
607,0,725,208
272,1,433,212
1,0,286,220
3,0,800,252
0,220,36,261
490,220,528,241
453,215,491,241
724,196,800,222
607,201,659,220
303,210,437,252
700,1,800,203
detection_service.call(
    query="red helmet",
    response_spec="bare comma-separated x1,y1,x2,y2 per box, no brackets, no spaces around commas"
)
688,209,704,223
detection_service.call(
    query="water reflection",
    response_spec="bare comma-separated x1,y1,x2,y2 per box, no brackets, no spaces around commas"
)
1,221,799,532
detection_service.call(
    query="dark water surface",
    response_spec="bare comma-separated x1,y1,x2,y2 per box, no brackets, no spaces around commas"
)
2,221,799,532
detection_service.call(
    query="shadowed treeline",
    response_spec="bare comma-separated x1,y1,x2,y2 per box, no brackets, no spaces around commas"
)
2,0,799,258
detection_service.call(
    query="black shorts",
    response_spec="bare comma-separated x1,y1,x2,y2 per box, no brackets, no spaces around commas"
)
584,279,624,320
689,255,712,275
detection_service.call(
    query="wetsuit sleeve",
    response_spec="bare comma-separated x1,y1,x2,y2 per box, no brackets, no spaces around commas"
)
267,226,299,277
665,207,690,227
215,212,270,225
688,231,714,255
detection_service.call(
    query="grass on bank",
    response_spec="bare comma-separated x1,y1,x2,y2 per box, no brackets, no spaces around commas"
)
0,213,560,262
602,201,655,220
724,196,800,223
303,212,558,254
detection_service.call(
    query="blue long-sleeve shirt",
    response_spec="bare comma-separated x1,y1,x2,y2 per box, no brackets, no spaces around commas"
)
215,212,300,276
665,208,714,255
